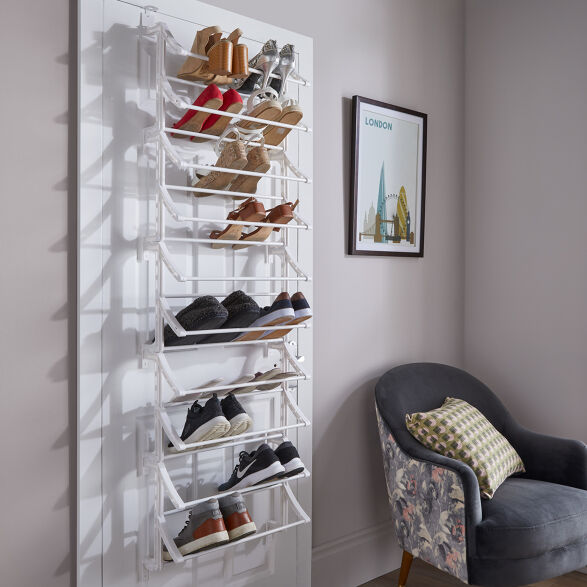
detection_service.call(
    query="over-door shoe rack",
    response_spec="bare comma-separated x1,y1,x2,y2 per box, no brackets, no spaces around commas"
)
138,16,312,572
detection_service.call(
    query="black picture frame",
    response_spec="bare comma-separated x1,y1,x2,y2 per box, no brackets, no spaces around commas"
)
349,96,427,257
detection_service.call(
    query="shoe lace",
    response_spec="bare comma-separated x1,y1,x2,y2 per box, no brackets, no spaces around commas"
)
231,450,249,476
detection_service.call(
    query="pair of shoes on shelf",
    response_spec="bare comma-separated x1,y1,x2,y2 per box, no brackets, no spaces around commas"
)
235,292,311,342
234,41,303,146
191,137,270,197
168,393,252,451
209,196,298,248
162,493,255,560
163,291,310,347
236,41,295,98
177,26,248,85
164,291,258,346
171,85,243,140
234,368,297,393
218,441,306,491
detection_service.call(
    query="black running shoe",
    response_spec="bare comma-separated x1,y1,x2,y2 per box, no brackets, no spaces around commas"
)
221,393,253,436
164,296,228,346
204,291,260,344
218,443,285,491
274,440,306,477
168,394,230,451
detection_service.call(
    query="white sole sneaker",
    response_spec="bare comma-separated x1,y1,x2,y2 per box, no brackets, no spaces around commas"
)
168,416,231,452
226,412,253,437
281,456,305,477
162,529,229,561
231,460,285,490
228,521,257,541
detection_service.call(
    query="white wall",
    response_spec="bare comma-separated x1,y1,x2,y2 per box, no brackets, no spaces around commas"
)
0,1,72,586
203,2,466,585
464,0,587,443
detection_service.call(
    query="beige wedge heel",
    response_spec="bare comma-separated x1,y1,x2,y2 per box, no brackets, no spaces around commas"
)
229,145,271,197
192,140,248,195
263,102,303,146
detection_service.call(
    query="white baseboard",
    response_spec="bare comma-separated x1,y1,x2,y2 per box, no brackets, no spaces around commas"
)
312,522,401,587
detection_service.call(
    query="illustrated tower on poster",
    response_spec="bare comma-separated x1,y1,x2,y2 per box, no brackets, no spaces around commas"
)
376,163,387,242
397,186,408,238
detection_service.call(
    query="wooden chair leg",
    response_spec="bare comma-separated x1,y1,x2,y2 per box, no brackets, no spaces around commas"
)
398,551,414,587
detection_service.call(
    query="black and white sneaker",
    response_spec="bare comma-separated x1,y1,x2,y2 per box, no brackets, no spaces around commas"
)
274,441,306,477
220,393,253,437
218,443,285,491
168,394,230,451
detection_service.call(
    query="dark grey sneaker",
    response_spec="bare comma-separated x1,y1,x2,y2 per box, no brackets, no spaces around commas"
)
220,393,253,436
218,492,257,541
218,443,285,491
274,440,306,477
162,498,228,560
164,296,228,346
234,292,295,342
204,291,260,344
168,395,230,451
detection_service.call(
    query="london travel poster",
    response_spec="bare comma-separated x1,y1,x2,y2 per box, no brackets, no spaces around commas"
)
350,96,427,257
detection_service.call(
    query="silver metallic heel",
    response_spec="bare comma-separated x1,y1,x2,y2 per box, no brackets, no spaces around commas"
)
271,44,296,98
256,40,279,90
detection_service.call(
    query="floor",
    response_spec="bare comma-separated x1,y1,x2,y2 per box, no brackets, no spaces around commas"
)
360,559,587,587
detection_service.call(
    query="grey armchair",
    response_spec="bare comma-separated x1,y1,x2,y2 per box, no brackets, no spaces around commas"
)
375,363,587,587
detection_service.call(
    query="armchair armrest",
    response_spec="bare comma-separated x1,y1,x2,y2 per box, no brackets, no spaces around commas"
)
392,428,484,539
505,423,587,490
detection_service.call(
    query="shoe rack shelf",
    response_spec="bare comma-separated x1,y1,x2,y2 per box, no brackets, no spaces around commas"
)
137,12,312,575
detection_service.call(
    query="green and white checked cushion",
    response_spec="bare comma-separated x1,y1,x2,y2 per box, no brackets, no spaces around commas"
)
405,397,525,499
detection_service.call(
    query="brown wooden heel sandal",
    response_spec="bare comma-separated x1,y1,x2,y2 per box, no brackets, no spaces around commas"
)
228,29,249,79
192,140,247,195
233,199,298,250
208,197,266,248
207,32,233,76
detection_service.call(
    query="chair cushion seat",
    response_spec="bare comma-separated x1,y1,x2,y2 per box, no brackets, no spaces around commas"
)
477,478,587,560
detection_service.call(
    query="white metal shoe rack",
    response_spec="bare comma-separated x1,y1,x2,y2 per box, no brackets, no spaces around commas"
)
138,17,312,573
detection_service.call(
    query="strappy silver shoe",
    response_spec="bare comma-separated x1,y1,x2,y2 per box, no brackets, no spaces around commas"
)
270,44,296,98
233,39,279,94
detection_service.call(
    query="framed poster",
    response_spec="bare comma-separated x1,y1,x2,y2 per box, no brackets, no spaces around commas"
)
349,96,427,257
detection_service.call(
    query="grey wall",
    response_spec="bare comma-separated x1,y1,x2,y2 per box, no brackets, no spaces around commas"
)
0,1,72,586
464,0,587,443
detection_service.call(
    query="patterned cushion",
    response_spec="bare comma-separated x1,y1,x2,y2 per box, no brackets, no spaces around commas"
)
405,397,525,499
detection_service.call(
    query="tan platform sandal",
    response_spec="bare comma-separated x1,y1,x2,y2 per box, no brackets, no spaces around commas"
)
237,96,282,131
263,101,303,146
229,144,271,197
233,199,298,250
192,140,247,195
208,197,266,248
177,26,222,82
